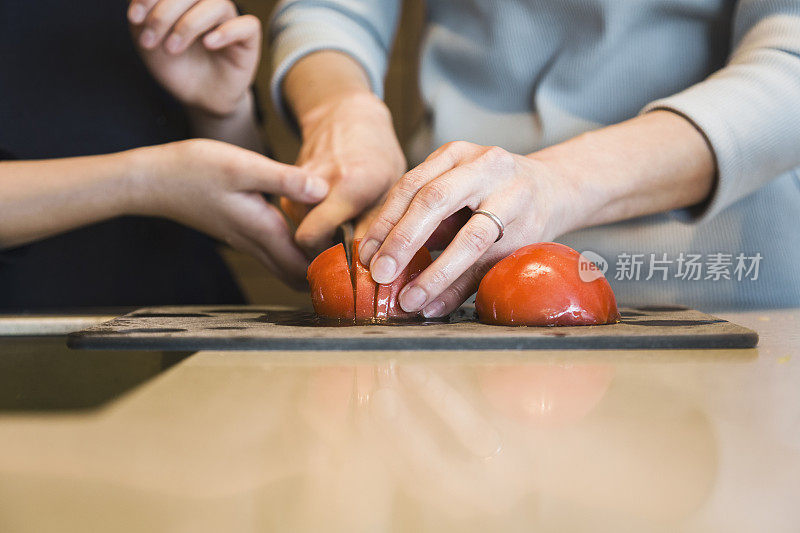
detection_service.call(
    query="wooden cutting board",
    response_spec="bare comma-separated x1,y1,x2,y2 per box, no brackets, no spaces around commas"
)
67,305,758,351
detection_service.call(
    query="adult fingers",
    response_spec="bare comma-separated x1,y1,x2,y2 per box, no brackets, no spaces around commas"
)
165,0,236,54
357,141,472,266
366,161,489,285
396,204,516,313
203,14,261,51
137,0,201,50
419,254,501,319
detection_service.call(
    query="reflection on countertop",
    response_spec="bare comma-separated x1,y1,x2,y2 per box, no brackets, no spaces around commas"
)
0,310,797,532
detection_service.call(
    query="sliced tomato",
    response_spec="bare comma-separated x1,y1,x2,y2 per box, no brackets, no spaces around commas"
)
351,240,378,322
308,240,433,322
375,246,433,320
306,242,355,320
476,242,620,326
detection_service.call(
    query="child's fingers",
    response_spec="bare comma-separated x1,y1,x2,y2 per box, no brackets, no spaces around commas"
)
137,0,199,50
165,0,236,54
127,0,159,25
203,14,261,50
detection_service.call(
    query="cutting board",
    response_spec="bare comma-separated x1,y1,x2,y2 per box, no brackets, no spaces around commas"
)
67,305,758,351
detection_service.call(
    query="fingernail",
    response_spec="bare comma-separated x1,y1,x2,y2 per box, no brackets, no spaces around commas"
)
140,29,156,48
165,34,182,54
303,176,328,199
128,3,146,23
371,255,397,284
422,299,447,318
204,31,222,47
359,239,379,264
399,285,427,312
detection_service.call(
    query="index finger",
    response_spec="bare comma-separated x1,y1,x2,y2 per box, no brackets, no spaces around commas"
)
357,142,468,266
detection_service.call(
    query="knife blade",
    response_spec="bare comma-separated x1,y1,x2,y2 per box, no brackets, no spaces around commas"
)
335,221,355,267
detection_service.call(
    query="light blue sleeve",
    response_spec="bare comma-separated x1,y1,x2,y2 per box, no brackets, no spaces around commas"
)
641,0,800,222
269,0,402,121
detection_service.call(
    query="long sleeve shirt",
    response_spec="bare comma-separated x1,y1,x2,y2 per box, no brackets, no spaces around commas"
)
270,0,800,310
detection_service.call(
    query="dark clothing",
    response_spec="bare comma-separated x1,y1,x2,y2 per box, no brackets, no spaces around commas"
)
0,0,244,310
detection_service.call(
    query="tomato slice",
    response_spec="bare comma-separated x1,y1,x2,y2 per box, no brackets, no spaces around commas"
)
306,242,355,320
351,240,378,322
476,242,620,326
375,246,433,320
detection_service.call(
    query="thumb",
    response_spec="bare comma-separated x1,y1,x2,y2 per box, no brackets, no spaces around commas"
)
246,158,329,204
295,197,358,256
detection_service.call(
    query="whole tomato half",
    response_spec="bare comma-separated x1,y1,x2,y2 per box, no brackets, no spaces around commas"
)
475,242,620,326
307,240,433,323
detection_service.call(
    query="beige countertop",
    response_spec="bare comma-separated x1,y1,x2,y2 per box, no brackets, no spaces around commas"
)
0,309,797,532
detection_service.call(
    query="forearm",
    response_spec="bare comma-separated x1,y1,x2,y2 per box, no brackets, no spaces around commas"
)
185,91,264,153
0,151,145,249
534,110,716,234
283,51,373,126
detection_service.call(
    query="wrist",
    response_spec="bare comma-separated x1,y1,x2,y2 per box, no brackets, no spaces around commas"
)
284,50,377,129
186,91,255,125
525,144,598,237
117,144,166,217
298,90,388,136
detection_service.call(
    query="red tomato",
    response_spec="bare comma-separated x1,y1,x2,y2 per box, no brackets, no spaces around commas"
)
308,240,433,322
476,242,620,326
351,240,377,322
306,243,355,320
375,245,433,320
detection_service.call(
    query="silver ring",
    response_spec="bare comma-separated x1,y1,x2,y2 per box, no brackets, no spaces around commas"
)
473,209,504,242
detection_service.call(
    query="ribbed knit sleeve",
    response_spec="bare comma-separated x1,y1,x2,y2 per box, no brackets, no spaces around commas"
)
269,0,401,121
641,1,800,223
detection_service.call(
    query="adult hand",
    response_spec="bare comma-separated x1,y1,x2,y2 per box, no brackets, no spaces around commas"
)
128,0,259,117
357,141,578,318
130,139,329,289
287,91,406,256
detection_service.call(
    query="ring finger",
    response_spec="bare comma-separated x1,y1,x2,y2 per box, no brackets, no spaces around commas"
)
397,202,516,313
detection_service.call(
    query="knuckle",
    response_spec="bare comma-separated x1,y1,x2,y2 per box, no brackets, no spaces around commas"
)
389,227,415,249
460,223,494,254
394,174,424,199
415,183,449,212
444,140,471,153
427,267,451,289
482,146,515,170
276,170,293,194
372,214,397,238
